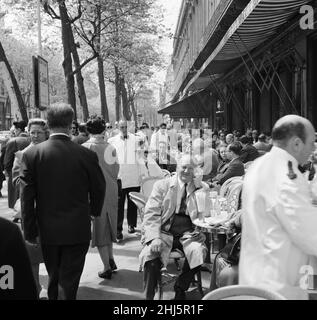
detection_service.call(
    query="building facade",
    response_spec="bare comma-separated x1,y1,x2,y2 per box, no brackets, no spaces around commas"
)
160,0,316,134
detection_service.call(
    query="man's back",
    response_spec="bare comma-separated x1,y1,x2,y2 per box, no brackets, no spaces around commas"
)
21,135,105,245
4,136,30,172
240,144,260,163
239,147,317,299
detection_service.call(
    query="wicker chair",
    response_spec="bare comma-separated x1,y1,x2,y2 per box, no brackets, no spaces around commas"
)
202,285,286,300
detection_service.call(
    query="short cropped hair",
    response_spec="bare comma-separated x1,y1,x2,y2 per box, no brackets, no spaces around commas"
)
86,116,105,134
27,118,48,132
228,142,243,156
258,134,266,142
13,120,27,131
47,103,74,129
239,135,249,145
272,121,307,144
78,123,87,134
159,123,167,129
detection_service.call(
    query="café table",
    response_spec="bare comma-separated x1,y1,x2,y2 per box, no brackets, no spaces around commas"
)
193,213,230,291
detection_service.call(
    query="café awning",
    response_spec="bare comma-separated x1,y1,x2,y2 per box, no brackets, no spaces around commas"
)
158,89,211,118
184,0,311,92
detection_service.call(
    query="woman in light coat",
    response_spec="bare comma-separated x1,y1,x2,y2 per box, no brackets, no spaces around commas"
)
83,116,119,279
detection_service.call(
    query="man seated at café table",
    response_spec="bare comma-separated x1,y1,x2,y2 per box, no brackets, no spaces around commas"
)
139,154,208,300
212,142,245,186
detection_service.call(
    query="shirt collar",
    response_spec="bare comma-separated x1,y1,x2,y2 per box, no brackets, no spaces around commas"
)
50,133,70,138
270,146,299,168
120,133,129,140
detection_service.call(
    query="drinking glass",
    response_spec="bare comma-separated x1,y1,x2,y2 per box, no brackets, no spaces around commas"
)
196,190,206,222
209,191,218,217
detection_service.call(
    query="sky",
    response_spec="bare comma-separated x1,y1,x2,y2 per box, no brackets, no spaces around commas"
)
152,0,182,87
158,0,182,57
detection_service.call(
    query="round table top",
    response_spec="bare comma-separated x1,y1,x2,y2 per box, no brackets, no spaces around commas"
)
193,212,229,233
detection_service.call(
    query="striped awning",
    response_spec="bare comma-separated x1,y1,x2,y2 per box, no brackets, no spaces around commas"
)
216,0,311,61
184,0,311,92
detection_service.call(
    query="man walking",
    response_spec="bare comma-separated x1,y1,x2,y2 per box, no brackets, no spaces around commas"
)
20,103,106,300
108,120,141,240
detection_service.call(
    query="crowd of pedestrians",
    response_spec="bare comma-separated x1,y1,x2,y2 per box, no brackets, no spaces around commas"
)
2,101,306,300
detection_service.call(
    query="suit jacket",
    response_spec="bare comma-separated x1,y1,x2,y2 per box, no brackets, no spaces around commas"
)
139,175,207,269
20,135,106,245
215,158,245,185
4,135,30,173
239,144,260,163
0,217,37,300
72,133,89,145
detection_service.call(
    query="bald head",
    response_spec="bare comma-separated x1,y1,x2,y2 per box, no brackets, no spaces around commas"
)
272,115,314,145
272,115,316,165
119,120,128,135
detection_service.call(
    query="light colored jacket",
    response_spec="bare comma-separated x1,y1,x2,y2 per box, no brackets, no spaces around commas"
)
139,175,207,269
108,133,140,188
239,146,317,299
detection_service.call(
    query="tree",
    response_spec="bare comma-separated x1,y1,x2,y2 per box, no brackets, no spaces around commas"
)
0,41,28,122
43,0,95,120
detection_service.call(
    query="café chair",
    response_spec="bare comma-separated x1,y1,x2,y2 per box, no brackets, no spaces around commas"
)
202,285,286,300
140,176,163,198
161,169,171,178
158,250,204,300
219,177,243,197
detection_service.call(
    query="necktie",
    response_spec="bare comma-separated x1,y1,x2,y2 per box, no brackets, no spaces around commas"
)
178,183,187,214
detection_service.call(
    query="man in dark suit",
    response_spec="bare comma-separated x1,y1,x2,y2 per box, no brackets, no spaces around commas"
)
0,217,38,300
4,121,29,208
239,135,260,163
20,104,106,300
213,142,245,186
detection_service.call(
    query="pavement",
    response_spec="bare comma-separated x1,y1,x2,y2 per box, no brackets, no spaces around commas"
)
0,180,212,300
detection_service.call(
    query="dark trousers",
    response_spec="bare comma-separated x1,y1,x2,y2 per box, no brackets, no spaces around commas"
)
117,179,140,234
7,173,17,209
41,242,89,300
143,239,200,300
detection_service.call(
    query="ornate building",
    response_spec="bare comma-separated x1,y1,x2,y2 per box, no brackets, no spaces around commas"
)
159,0,316,133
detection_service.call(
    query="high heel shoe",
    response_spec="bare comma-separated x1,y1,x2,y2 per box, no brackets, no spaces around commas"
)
109,259,117,271
98,269,112,279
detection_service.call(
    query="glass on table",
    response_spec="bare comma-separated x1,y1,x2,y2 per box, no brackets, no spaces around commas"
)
209,190,219,217
195,189,207,222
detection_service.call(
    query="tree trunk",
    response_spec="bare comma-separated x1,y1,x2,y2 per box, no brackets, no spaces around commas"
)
97,57,109,122
96,4,109,122
69,30,89,121
59,1,77,119
130,100,137,123
114,65,121,121
120,76,131,121
0,41,28,122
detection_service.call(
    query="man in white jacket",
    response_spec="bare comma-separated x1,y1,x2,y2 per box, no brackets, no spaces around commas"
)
239,115,317,299
108,120,141,241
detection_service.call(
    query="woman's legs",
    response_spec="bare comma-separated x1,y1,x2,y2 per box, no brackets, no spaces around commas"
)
97,246,111,271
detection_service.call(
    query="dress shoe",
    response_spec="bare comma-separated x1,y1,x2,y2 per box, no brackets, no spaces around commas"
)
128,226,135,234
98,269,112,279
117,233,123,242
109,259,117,271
